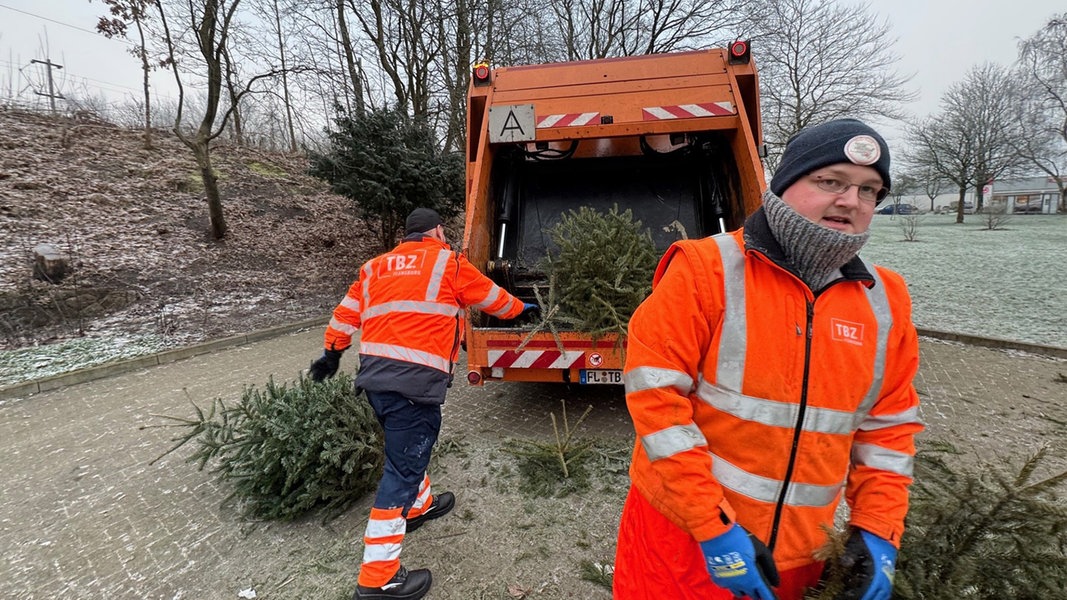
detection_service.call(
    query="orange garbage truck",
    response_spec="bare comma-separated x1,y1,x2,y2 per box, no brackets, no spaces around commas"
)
461,42,766,386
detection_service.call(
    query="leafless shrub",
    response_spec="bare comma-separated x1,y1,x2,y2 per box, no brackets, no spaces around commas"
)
981,203,1011,230
898,214,921,241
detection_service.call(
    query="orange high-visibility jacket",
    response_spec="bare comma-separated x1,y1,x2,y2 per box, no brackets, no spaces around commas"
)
623,225,922,572
325,236,523,387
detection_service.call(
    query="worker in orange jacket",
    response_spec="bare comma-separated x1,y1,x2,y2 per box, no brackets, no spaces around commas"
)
309,207,534,600
614,119,923,600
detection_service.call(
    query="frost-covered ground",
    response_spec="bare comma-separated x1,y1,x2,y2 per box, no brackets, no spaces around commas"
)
861,213,1067,349
3,212,1064,389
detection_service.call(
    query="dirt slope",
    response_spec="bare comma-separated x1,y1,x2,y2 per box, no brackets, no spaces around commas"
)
0,108,375,352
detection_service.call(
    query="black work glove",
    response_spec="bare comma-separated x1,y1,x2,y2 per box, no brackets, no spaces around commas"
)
309,348,344,382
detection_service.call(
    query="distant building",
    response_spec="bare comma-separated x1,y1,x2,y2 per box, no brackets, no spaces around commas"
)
989,177,1063,214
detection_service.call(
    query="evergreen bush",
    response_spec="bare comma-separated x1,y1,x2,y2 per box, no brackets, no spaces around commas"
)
151,373,384,521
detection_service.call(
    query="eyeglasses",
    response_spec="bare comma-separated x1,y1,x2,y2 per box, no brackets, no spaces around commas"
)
809,175,889,203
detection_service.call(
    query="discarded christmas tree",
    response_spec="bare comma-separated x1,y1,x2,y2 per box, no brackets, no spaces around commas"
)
149,373,384,521
803,444,1067,599
540,204,658,338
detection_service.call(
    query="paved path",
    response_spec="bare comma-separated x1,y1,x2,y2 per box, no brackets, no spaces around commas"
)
1,328,1065,599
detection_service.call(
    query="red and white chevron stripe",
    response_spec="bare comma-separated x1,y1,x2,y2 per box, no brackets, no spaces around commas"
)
488,349,586,369
537,112,600,128
642,102,735,120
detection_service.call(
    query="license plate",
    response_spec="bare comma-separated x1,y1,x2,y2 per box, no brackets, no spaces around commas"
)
580,369,622,385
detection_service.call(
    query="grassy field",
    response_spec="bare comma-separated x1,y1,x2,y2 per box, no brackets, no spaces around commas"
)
861,213,1066,349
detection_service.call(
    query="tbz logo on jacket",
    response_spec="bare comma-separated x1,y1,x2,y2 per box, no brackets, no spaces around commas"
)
831,318,864,346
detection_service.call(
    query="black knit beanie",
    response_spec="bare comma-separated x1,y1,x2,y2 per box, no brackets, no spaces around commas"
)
770,119,891,197
404,207,444,235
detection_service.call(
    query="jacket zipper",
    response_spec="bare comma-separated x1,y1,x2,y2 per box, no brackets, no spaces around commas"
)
768,298,814,550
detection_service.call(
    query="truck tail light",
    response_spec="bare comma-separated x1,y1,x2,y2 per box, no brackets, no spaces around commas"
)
728,40,750,64
473,63,491,86
467,370,483,385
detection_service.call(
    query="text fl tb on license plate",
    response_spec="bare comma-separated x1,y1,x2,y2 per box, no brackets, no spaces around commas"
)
580,369,622,385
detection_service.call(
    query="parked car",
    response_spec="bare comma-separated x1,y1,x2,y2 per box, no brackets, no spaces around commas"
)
876,203,918,215
947,201,976,214
1013,200,1044,214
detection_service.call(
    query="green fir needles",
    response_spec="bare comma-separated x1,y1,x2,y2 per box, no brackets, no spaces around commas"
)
149,373,384,521
543,205,658,338
804,444,1067,599
893,445,1067,599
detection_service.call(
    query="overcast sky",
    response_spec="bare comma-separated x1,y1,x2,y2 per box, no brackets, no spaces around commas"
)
0,0,1063,148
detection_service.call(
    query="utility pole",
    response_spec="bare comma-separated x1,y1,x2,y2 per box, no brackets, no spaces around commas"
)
30,58,64,115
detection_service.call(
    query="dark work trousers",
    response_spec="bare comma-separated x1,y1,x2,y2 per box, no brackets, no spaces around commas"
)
366,390,442,514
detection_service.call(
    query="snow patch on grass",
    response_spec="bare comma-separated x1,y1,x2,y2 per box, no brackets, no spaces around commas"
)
0,335,173,387
863,213,1067,349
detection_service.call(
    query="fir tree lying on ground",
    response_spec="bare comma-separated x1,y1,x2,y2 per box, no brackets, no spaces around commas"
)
804,443,1067,599
149,373,384,521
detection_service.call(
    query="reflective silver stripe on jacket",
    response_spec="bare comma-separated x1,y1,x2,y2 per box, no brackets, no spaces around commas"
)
696,378,855,435
706,236,894,506
713,453,843,508
424,249,453,301
852,442,914,477
472,284,518,317
855,257,892,421
340,296,360,312
360,341,451,372
624,366,694,395
360,262,374,308
714,235,747,392
361,300,463,320
328,316,358,336
642,423,707,461
857,406,920,431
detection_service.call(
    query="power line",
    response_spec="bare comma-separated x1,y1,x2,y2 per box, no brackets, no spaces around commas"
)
0,2,134,46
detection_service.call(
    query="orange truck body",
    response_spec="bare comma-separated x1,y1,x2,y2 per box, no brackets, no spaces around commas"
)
461,47,766,386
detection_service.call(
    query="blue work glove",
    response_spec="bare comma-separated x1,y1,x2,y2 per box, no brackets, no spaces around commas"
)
835,529,897,600
699,524,780,600
308,348,345,382
521,302,540,315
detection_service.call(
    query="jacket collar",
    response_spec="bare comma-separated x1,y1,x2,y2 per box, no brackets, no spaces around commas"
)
399,233,450,249
742,207,874,286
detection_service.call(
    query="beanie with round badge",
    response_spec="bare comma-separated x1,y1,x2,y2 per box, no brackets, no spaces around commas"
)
769,118,891,197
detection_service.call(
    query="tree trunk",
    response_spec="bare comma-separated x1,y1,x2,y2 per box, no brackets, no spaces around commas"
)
191,140,227,239
337,0,364,114
273,0,297,152
223,48,244,146
956,187,966,224
134,16,152,149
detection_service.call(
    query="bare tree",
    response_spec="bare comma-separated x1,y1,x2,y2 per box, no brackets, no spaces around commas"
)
907,115,976,224
335,0,366,114
917,167,949,213
753,0,916,168
906,65,1023,224
156,0,284,240
945,63,1023,213
1014,13,1067,212
349,0,441,117
544,0,752,61
94,0,157,149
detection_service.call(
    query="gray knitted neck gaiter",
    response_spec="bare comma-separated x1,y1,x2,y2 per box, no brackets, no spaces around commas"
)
761,190,870,289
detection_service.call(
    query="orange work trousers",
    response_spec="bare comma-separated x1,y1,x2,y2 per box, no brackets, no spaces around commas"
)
614,486,823,600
